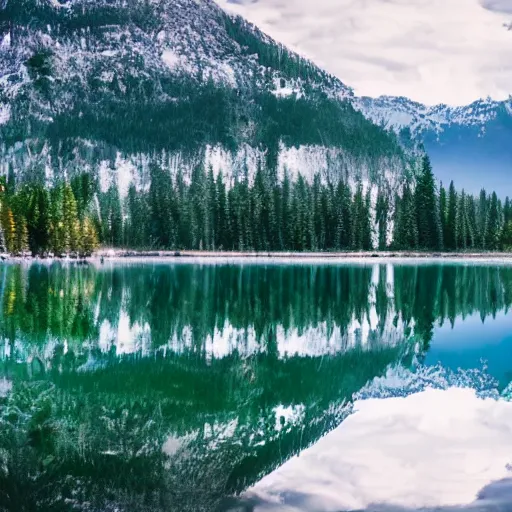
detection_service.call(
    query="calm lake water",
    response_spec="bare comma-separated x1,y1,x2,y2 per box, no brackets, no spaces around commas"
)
1,261,512,511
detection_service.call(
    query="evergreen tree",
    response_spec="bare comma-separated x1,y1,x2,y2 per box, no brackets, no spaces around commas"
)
415,156,442,249
502,221,512,251
49,185,66,256
281,171,292,250
101,185,123,247
351,183,365,250
0,177,6,253
71,173,95,221
126,184,149,249
1,205,16,254
149,165,174,248
206,166,217,250
216,172,229,250
445,181,457,250
80,217,100,256
0,155,509,255
455,190,468,250
394,183,418,250
13,214,29,254
62,183,80,253
486,192,502,251
25,185,51,255
478,189,488,249
376,189,389,251
362,188,373,250
439,183,447,249
504,197,512,225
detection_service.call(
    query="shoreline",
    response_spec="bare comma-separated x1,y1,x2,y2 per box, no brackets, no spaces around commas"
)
87,249,512,259
3,250,512,261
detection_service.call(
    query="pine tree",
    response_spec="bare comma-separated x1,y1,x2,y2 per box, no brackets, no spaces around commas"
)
478,190,488,249
312,174,325,250
455,190,468,250
376,188,389,251
62,183,80,253
101,185,123,248
216,172,229,250
149,165,174,248
13,214,29,254
25,185,51,255
49,185,66,256
439,183,447,249
351,183,364,250
206,166,217,250
1,205,16,254
281,171,292,250
504,197,512,225
415,156,442,249
362,188,373,250
466,195,477,249
445,181,457,250
502,221,512,251
394,183,418,250
71,173,95,221
486,192,502,251
80,217,100,256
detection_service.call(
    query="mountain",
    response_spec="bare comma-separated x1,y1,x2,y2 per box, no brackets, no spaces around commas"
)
353,95,512,195
0,0,411,194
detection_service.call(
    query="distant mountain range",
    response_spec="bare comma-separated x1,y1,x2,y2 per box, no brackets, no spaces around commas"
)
354,95,512,195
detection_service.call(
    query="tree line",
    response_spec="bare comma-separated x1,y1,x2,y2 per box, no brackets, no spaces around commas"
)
120,155,512,252
0,174,99,256
1,155,512,254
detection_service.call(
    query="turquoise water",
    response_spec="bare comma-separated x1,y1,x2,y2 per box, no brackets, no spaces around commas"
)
0,261,511,511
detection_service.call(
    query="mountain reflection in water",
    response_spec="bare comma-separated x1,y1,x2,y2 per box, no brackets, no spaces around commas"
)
1,261,512,512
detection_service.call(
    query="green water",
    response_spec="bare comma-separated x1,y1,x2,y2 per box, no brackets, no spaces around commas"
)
1,261,512,511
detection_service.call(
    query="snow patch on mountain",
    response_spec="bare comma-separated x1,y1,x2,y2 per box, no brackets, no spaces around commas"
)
0,104,11,125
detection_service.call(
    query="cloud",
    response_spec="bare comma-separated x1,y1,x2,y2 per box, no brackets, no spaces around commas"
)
215,0,512,105
481,0,512,14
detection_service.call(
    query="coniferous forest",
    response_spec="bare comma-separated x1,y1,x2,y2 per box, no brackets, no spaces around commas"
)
1,156,512,255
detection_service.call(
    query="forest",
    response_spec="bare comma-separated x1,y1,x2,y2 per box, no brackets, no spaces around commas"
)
0,156,511,255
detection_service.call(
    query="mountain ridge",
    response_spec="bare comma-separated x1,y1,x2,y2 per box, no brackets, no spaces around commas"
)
0,0,412,197
353,93,512,194
353,94,512,135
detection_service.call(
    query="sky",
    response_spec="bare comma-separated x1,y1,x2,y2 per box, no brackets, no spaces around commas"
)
216,0,512,106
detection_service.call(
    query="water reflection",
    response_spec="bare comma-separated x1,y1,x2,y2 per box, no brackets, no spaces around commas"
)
0,262,511,511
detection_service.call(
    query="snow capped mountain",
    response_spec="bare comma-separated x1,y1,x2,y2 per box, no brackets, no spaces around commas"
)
0,0,352,127
353,95,512,194
0,0,412,196
353,95,512,135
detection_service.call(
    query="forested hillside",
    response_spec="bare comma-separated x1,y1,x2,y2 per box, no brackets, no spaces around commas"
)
0,0,405,180
1,157,512,255
0,0,420,254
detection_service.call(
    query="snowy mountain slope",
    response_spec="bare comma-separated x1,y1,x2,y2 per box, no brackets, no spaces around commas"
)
0,0,411,194
353,95,511,135
353,95,512,194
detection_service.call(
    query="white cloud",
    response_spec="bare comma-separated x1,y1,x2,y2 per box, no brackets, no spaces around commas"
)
216,0,512,106
247,388,512,511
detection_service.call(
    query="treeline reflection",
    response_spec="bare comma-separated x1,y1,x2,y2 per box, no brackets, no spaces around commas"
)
2,263,511,358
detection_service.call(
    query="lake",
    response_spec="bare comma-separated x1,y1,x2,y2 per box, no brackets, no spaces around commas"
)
1,260,512,512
